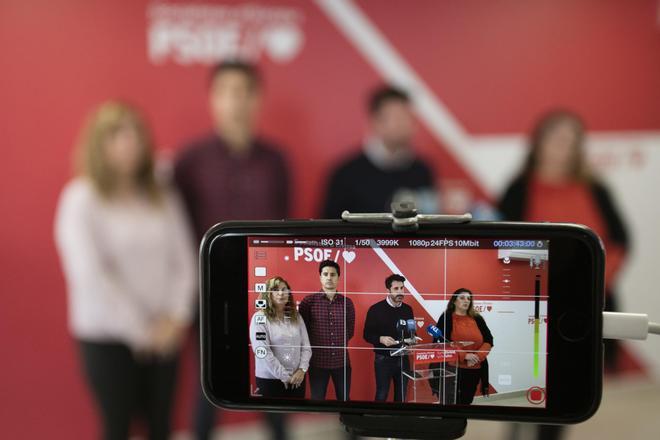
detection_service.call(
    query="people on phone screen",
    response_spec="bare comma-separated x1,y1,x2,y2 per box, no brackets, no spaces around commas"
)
250,277,311,398
298,260,356,401
430,288,494,405
363,274,415,402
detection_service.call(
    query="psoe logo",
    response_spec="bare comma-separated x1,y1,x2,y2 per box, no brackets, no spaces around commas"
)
473,302,493,313
147,2,305,65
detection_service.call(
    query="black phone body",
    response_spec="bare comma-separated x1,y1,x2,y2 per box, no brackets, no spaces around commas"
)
200,220,604,424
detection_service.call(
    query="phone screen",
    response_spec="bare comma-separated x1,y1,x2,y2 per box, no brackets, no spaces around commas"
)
246,236,549,409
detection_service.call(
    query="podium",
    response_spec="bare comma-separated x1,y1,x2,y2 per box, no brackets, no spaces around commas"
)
391,342,473,404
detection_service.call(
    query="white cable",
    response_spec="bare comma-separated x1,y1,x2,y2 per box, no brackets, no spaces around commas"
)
603,312,660,340
649,321,660,336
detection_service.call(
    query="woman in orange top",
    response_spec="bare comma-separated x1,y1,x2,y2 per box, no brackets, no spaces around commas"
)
499,110,630,440
432,288,493,405
498,110,629,371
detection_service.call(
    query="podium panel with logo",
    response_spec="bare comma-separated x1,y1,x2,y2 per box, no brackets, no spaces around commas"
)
392,342,473,404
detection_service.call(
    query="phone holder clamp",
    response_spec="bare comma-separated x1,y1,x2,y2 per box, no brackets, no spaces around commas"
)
342,201,472,232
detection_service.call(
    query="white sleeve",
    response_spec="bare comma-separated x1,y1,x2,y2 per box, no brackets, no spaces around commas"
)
163,189,197,324
298,315,312,371
54,182,150,349
249,313,292,383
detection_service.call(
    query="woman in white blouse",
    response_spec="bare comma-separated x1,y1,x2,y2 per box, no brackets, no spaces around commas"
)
54,101,196,440
250,277,312,398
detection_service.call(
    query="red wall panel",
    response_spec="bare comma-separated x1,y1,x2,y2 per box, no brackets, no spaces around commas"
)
0,0,657,437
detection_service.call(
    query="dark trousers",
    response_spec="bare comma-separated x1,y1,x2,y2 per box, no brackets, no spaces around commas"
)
79,340,178,440
193,382,217,440
309,366,351,401
256,377,306,399
457,367,481,405
374,354,409,402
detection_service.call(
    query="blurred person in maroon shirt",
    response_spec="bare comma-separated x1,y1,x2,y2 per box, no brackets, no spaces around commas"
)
498,109,630,440
174,61,288,233
174,61,290,440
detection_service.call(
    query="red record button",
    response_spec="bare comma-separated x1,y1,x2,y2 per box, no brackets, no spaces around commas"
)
526,387,546,405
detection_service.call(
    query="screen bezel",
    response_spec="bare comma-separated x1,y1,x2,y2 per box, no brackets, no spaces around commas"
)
200,220,604,424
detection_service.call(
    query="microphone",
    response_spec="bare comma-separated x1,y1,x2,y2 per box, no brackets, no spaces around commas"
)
406,319,416,340
405,319,422,344
426,324,446,342
396,319,407,344
406,319,417,334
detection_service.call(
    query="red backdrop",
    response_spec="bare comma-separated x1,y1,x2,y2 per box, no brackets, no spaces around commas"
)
1,0,658,437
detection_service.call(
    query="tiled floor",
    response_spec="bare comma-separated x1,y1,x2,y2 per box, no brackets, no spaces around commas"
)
170,376,660,440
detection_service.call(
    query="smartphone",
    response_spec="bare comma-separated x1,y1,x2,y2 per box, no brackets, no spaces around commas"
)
200,220,604,424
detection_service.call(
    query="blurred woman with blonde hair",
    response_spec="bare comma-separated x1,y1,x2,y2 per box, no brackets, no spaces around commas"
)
55,101,196,440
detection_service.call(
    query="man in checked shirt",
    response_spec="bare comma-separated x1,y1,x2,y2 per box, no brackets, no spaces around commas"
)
298,259,356,401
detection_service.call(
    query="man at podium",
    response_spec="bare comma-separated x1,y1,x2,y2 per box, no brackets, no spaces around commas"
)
363,274,416,402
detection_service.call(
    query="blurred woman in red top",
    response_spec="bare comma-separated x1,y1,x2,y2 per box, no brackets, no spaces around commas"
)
498,110,629,371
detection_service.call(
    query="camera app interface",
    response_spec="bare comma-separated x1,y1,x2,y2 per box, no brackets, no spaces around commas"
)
247,236,548,408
